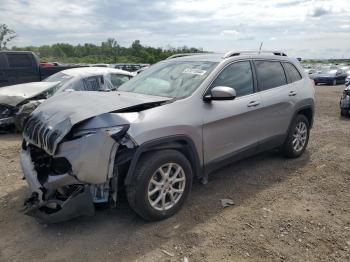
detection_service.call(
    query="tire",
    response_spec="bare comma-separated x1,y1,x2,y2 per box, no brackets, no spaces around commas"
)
126,149,193,221
282,114,310,158
341,109,349,117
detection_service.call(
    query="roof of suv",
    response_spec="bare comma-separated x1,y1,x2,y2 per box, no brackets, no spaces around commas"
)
167,52,292,63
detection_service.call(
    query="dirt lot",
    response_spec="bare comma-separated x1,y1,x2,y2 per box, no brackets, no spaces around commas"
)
0,85,349,262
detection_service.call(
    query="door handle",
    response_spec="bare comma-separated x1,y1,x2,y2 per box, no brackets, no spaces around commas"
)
247,101,260,107
289,91,297,96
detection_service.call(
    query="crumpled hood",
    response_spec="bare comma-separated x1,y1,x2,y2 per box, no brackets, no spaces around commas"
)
0,82,59,107
24,91,171,154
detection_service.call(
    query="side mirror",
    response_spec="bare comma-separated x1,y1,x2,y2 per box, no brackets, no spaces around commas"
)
204,86,236,102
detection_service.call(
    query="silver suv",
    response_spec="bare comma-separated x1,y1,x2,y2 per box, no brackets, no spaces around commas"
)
21,51,315,223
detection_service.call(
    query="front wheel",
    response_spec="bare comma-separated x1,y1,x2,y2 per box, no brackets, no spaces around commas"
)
282,115,310,158
127,150,193,221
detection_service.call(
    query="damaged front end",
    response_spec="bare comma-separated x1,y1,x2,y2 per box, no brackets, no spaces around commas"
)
340,86,350,115
21,115,136,223
0,104,17,131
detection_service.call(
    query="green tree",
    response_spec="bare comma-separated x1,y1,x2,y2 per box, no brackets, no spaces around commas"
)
0,24,17,50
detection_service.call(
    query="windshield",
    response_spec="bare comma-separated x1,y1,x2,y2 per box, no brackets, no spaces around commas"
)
118,61,217,98
43,72,73,86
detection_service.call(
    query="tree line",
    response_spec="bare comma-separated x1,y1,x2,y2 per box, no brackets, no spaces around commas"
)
1,23,204,64
10,38,205,64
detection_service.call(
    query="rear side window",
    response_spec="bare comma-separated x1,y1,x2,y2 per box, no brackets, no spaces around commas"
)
6,54,32,68
283,62,302,83
210,61,254,97
254,61,287,91
83,76,103,91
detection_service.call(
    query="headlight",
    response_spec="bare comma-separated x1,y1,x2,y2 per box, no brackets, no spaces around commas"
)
72,125,129,140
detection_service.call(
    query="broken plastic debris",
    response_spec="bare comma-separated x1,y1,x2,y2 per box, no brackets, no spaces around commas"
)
161,249,175,257
220,198,234,208
262,207,272,212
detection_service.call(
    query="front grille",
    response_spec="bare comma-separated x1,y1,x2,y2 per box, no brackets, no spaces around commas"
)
23,115,61,154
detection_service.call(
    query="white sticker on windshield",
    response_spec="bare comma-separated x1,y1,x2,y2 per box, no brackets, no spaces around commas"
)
182,68,207,75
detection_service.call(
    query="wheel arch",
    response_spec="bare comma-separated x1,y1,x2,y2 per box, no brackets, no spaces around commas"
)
296,106,314,128
124,135,203,185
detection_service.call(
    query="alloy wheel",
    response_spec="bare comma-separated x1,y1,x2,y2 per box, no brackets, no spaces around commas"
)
292,122,308,152
147,163,186,211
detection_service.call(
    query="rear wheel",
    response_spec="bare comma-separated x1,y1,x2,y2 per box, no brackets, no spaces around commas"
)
126,150,193,221
282,115,310,158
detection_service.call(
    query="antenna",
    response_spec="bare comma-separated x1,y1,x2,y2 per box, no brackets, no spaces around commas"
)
259,42,263,54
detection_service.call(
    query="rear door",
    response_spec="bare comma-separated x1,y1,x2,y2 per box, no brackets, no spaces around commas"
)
202,60,263,164
253,60,299,146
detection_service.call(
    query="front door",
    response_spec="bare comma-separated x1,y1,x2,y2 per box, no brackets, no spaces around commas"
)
202,60,263,165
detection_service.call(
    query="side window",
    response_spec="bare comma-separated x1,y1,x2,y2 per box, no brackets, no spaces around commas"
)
283,62,302,83
254,61,287,91
210,61,254,97
83,76,103,91
6,54,32,68
110,74,130,88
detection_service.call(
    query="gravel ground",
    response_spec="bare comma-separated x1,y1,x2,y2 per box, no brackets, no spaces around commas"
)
0,85,349,262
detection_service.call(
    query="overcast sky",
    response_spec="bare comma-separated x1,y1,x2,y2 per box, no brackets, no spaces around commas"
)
2,0,350,58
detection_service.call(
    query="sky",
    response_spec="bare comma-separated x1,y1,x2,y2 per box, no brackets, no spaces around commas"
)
1,0,350,59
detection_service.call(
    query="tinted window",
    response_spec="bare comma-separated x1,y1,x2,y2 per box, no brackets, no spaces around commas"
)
83,76,103,91
7,54,32,68
210,61,254,97
284,62,302,83
255,61,287,91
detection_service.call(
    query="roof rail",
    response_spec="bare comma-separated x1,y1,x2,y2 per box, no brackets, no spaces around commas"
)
166,53,205,60
223,50,287,59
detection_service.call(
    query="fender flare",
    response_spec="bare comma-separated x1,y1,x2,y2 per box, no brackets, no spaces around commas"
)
288,102,315,131
124,135,203,185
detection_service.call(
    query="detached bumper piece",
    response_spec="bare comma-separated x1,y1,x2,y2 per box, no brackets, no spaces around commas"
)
23,185,94,224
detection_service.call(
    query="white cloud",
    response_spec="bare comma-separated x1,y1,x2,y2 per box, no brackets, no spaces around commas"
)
0,0,350,58
220,30,240,37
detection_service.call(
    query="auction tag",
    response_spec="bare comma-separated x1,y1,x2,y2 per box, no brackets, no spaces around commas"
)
182,68,207,75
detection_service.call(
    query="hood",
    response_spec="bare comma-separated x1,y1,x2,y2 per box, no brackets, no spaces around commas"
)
23,91,171,154
0,82,59,107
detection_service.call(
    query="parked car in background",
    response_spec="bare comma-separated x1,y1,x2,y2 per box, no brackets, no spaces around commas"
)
114,63,150,72
0,67,133,131
345,76,350,87
304,68,317,75
0,51,83,88
20,51,314,223
340,85,350,117
310,68,347,85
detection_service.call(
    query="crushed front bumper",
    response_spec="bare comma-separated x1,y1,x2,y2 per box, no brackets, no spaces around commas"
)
20,149,94,223
0,116,14,127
